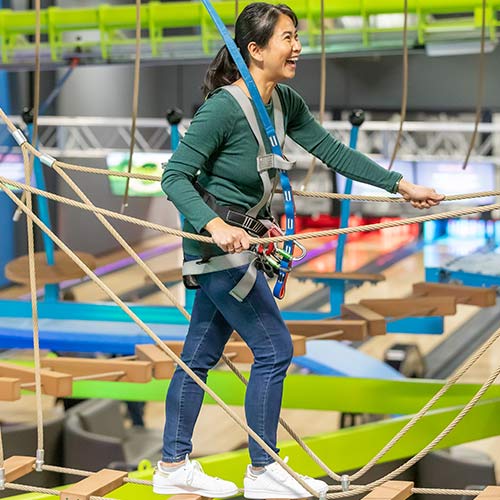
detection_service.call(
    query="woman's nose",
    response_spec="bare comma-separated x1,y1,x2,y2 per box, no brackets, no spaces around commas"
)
293,37,302,53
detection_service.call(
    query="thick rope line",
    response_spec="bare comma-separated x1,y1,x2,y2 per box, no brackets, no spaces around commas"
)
2,108,500,204
121,0,142,211
0,181,320,498
326,362,500,499
13,0,42,221
388,0,409,171
412,489,483,496
2,174,500,247
20,148,45,461
462,0,487,170
53,165,344,481
345,325,500,482
301,0,326,190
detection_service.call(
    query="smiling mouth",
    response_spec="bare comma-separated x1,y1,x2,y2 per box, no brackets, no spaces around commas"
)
286,58,298,67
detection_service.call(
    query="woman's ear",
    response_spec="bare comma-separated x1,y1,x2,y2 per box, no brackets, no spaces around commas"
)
247,41,264,63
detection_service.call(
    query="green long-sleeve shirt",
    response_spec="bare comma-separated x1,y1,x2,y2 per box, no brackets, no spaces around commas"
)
162,83,402,257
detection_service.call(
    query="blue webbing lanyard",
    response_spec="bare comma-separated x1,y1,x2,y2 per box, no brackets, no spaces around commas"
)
200,0,296,299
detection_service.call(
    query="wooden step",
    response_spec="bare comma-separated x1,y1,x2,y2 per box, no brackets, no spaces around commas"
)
3,456,36,483
159,334,306,364
475,486,500,500
341,304,386,336
360,296,456,318
285,319,368,341
42,358,153,383
59,469,127,500
362,481,414,500
146,267,183,284
135,344,175,379
413,281,496,307
0,363,72,397
5,250,96,285
0,377,21,401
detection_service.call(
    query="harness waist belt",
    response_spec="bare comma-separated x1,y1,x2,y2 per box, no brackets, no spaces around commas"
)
183,252,258,302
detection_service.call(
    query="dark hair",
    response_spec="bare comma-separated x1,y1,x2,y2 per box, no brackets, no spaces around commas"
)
202,3,298,97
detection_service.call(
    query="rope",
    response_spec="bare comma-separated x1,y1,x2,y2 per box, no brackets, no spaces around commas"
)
301,0,326,190
121,0,142,211
13,0,42,221
388,0,409,170
346,324,500,482
0,181,320,498
2,175,500,247
326,361,500,498
462,0,487,170
412,489,483,496
20,148,45,465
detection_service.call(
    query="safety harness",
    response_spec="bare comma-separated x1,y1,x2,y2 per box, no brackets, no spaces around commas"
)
182,85,305,301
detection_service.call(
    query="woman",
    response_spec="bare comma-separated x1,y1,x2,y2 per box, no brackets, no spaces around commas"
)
154,3,444,498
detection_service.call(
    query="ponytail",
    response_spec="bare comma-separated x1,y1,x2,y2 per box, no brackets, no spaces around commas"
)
202,45,240,97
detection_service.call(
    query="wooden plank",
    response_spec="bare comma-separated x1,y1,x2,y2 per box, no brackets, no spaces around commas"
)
42,358,153,383
360,296,456,318
135,344,175,379
0,377,21,401
293,270,385,283
285,319,368,341
163,335,307,363
475,486,500,500
60,469,127,500
5,250,95,285
363,481,414,500
4,456,36,483
0,363,72,397
413,281,496,307
341,304,386,336
145,267,183,284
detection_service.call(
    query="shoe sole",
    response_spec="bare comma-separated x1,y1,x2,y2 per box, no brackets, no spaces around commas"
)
153,485,240,498
244,490,313,499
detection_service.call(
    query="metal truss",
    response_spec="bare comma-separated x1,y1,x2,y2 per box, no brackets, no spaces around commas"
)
1,115,499,164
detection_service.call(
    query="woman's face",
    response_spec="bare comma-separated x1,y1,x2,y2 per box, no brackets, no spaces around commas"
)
256,13,302,82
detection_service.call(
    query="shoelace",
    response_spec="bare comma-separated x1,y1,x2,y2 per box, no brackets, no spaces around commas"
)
187,460,222,485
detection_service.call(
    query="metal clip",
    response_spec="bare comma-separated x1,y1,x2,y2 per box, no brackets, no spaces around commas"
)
35,449,45,472
12,129,27,146
40,153,56,167
341,474,350,492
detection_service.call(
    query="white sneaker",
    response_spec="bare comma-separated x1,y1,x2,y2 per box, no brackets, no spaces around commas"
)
244,457,328,499
153,456,239,498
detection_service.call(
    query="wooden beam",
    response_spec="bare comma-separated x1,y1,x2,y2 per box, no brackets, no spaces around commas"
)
341,304,386,336
5,250,96,286
3,456,36,483
0,377,21,401
285,319,368,341
0,363,72,397
163,335,306,363
413,281,496,307
135,344,175,379
293,270,385,283
362,481,414,500
42,358,153,383
475,486,500,500
59,469,127,500
360,296,456,318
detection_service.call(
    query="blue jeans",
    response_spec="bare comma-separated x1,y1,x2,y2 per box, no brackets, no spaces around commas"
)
162,257,293,466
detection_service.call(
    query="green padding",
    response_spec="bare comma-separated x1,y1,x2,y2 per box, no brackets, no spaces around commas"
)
7,398,500,499
69,372,500,414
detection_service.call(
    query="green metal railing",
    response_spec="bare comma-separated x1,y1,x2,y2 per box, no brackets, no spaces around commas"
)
0,0,499,66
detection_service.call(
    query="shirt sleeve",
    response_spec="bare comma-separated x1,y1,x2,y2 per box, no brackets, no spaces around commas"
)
161,92,235,232
283,86,403,193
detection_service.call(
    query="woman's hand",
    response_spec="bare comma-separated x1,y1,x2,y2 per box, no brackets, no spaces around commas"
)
205,217,251,253
397,178,445,209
